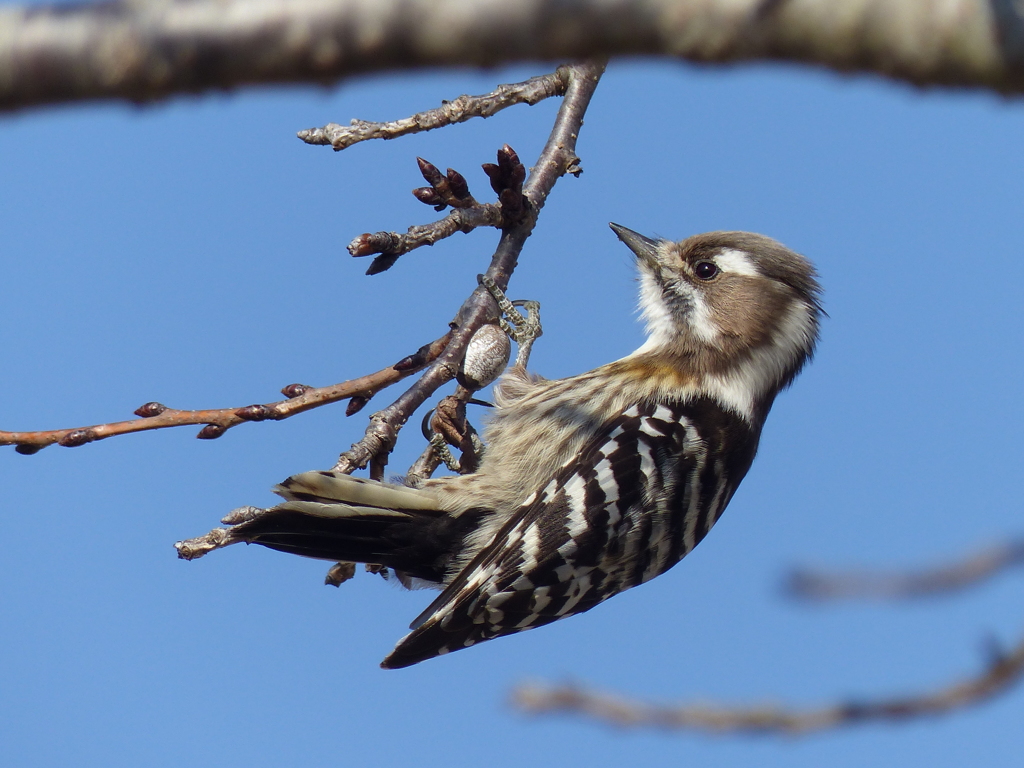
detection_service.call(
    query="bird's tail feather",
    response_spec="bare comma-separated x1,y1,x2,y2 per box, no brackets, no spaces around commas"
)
272,471,441,512
228,471,481,585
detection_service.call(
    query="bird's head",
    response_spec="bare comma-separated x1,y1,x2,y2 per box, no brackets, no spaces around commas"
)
611,223,823,420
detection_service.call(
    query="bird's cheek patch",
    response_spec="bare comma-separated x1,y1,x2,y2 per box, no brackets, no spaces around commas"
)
674,283,720,344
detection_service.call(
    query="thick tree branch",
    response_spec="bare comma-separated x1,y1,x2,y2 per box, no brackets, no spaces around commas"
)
513,627,1024,733
0,334,451,452
787,539,1024,601
3,0,1024,114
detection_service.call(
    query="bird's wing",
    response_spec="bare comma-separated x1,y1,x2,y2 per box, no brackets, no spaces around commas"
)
382,399,721,669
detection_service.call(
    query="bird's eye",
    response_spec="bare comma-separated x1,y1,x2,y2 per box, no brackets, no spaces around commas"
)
694,261,719,280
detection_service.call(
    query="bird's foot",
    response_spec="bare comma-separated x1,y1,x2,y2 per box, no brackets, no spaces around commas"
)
479,275,543,368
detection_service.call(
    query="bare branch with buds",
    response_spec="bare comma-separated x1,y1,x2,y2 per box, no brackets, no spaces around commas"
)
0,334,451,452
332,61,604,476
172,62,605,566
298,68,571,151
2,63,602,468
347,148,527,276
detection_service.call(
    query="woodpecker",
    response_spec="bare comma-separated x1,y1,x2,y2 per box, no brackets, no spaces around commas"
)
178,224,822,669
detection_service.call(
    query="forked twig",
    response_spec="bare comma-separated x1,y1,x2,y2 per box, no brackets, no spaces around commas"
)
350,149,528,274
348,204,502,272
175,61,605,561
332,60,605,476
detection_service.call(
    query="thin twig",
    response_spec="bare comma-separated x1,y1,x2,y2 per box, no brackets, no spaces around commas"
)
786,539,1024,601
298,68,571,150
513,627,1024,734
0,333,451,453
331,60,606,476
348,204,503,272
351,151,527,274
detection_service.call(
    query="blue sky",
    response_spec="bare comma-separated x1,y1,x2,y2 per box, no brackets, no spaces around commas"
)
3,52,1024,767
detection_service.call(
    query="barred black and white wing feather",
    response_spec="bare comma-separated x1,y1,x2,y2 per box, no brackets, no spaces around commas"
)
382,398,757,669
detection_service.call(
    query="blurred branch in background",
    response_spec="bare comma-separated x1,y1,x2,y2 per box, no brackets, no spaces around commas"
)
515,536,1024,733
513,631,1024,733
5,0,1024,113
787,539,1024,601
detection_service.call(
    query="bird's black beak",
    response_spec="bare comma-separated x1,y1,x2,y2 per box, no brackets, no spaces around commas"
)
609,223,662,269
